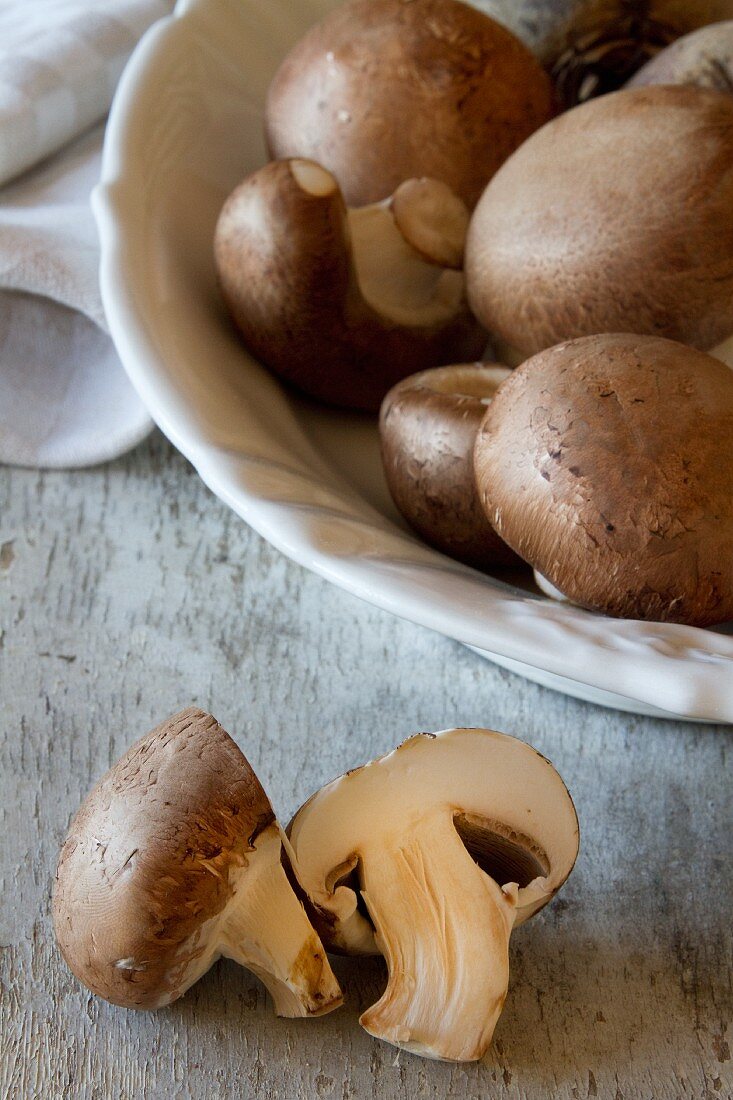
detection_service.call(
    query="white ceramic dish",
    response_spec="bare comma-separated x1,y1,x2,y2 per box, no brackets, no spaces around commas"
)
95,0,733,723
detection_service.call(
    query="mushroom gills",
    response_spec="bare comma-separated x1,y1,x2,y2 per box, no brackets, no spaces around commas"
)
453,812,550,887
217,823,341,1017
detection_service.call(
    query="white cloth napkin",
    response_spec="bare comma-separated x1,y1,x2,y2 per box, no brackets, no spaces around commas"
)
0,0,173,469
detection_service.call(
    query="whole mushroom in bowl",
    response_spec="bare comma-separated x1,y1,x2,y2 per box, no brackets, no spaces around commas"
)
466,84,733,360
379,363,520,570
214,161,486,411
473,334,733,626
265,0,555,209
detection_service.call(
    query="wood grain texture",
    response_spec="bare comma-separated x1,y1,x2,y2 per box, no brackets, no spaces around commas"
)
0,433,731,1100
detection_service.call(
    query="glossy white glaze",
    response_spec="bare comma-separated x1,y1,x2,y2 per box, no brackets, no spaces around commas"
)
95,0,733,722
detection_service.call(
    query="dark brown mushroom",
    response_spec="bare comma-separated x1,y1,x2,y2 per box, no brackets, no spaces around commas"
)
473,334,733,625
379,363,520,569
265,0,555,209
214,159,486,411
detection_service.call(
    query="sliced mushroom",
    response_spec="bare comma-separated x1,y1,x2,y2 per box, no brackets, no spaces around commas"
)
214,160,486,411
626,20,733,92
379,363,521,570
265,0,554,210
473,333,733,625
53,708,342,1016
465,84,733,358
287,727,578,1061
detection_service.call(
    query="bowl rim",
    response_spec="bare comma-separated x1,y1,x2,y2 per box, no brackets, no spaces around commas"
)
94,0,733,723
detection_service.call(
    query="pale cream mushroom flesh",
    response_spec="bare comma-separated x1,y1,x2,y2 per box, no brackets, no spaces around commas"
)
53,708,342,1016
287,728,579,1061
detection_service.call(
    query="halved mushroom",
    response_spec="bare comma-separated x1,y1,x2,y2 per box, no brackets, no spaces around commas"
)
379,363,521,570
265,0,555,210
466,84,733,359
214,161,486,411
287,727,579,1061
473,333,733,625
53,708,342,1015
626,20,733,92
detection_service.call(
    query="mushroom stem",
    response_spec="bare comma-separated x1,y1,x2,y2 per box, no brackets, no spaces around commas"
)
359,808,517,1061
218,825,342,1018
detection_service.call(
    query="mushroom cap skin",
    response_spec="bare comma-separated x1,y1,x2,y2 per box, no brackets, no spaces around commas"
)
53,708,342,1015
465,84,733,359
626,21,733,93
379,363,521,570
287,727,578,1061
471,0,733,104
214,159,486,412
473,334,733,626
264,0,555,210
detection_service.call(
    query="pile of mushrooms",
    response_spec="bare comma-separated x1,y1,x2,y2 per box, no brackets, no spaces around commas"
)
215,0,559,410
212,0,733,628
54,708,578,1063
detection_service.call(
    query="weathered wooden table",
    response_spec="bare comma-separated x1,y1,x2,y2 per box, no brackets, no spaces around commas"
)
1,433,731,1099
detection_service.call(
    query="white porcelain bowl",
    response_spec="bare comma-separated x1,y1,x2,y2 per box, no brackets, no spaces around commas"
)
95,0,733,722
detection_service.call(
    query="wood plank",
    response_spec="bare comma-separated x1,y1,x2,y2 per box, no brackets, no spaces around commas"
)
1,434,730,1099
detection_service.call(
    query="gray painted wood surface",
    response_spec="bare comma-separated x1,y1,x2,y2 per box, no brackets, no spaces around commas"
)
1,433,731,1100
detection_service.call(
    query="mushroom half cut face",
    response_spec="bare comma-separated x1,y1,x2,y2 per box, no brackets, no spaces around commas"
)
287,728,579,1061
214,161,486,411
53,708,342,1016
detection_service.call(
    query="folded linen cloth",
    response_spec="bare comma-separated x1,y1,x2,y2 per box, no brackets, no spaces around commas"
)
0,0,173,469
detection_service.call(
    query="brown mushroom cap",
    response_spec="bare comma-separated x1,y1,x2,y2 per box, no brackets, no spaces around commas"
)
214,159,485,411
379,363,521,569
53,708,341,1014
465,84,733,358
473,334,733,625
265,0,554,210
626,21,733,93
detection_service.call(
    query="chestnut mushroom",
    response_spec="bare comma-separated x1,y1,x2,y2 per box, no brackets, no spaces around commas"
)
265,0,555,209
215,160,486,411
626,21,733,93
473,334,733,625
379,363,521,569
287,727,579,1062
53,708,342,1015
471,0,733,104
466,84,733,359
